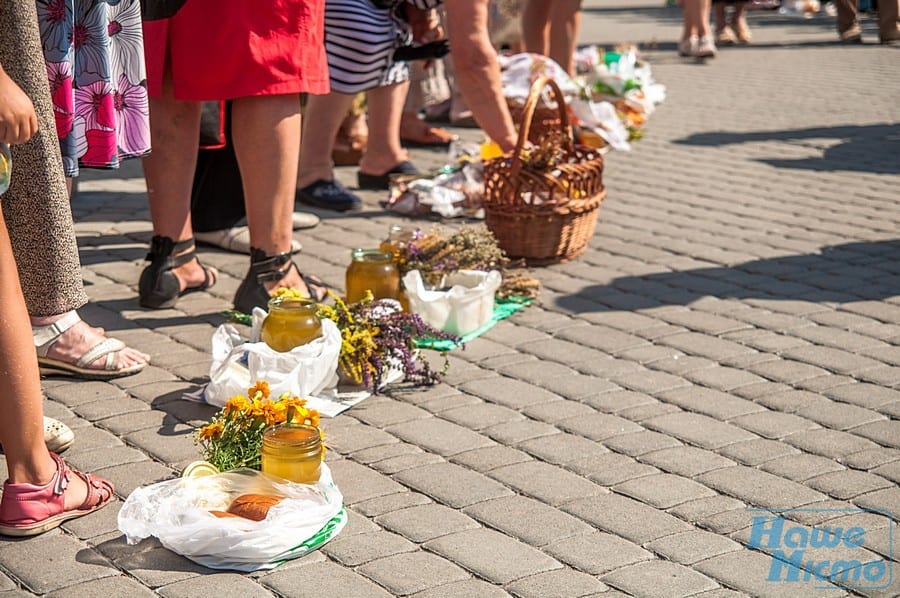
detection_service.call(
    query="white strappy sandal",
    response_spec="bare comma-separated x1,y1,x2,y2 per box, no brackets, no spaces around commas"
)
33,311,148,380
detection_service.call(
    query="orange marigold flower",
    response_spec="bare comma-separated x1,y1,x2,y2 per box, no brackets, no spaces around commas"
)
248,380,270,399
224,394,249,415
198,421,224,441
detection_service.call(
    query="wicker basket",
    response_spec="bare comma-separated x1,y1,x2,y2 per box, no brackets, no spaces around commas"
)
485,77,605,265
506,97,562,145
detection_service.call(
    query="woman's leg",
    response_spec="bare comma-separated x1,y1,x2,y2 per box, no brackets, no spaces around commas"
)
359,81,411,176
731,2,752,42
141,62,208,291
522,0,552,55
296,92,355,189
548,0,582,76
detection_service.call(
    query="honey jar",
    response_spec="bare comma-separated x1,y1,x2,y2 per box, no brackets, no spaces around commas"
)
260,423,323,484
260,297,323,352
378,224,418,260
345,248,400,303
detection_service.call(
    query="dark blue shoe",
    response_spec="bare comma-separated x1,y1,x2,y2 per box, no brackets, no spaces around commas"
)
296,179,362,212
357,161,420,191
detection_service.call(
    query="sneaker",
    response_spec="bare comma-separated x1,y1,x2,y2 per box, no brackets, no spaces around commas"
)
43,417,74,454
678,36,698,56
296,179,362,212
696,36,718,57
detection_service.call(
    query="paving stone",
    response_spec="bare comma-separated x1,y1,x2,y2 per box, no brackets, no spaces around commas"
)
656,386,765,420
124,425,198,466
805,470,895,500
842,447,900,471
728,411,821,440
521,400,596,424
871,460,900,484
44,381,130,407
850,420,900,449
794,400,886,432
532,374,622,401
684,366,769,392
516,433,608,467
375,503,481,543
0,533,116,594
352,443,426,466
543,532,653,575
505,568,608,598
46,576,159,598
747,359,831,385
557,412,644,441
646,530,742,565
71,396,151,422
573,356,645,378
441,403,526,431
824,383,900,409
261,561,392,597
697,466,826,509
584,389,657,414
353,492,433,517
94,460,175,498
657,332,756,361
616,401,682,422
61,500,122,541
562,493,693,544
602,559,719,597
644,412,758,449
853,487,900,522
328,459,408,504
157,574,273,597
357,551,471,596
718,439,801,466
614,473,717,509
483,420,559,445
449,446,533,472
639,446,735,477
424,529,562,584
114,545,206,588
694,550,844,596
602,430,682,457
667,496,748,524
783,428,881,460
322,530,417,566
759,454,846,482
350,399,431,427
394,462,513,508
556,325,650,354
369,452,445,475
609,369,692,395
488,461,606,506
64,446,149,474
409,579,510,598
781,346,883,375
463,495,593,547
458,378,561,409
323,423,398,454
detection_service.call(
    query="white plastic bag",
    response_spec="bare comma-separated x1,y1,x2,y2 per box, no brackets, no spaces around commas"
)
118,465,345,571
403,270,501,336
205,313,341,407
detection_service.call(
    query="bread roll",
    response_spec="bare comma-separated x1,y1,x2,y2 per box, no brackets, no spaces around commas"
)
225,494,283,521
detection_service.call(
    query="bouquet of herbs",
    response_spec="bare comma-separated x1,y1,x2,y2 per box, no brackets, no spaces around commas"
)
318,292,457,391
195,381,322,471
400,225,541,301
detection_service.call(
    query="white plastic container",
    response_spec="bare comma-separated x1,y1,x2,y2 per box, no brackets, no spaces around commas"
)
403,269,501,336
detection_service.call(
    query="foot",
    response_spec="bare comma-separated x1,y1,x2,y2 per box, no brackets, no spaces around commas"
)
170,241,217,293
31,313,150,374
678,36,698,56
732,17,752,43
696,36,718,57
296,179,362,212
839,24,862,43
262,261,327,302
400,112,458,146
716,26,737,45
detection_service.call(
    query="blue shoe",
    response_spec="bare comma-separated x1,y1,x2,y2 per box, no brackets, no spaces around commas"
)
296,179,362,212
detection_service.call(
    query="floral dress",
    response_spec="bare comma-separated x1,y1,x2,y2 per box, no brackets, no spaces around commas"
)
36,0,150,177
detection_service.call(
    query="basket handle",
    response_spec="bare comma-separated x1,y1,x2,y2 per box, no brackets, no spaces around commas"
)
509,76,572,180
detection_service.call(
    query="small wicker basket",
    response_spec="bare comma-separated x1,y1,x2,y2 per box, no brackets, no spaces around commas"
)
484,77,605,265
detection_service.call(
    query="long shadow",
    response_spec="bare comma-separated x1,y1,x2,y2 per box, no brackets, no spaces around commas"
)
556,239,900,313
674,123,900,175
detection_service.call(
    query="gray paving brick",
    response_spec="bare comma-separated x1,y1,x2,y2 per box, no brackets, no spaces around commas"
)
850,420,900,449
375,503,481,543
684,365,769,392
394,462,513,508
645,530,741,565
328,459,407,504
44,381,131,407
409,579,510,598
610,369,692,395
424,529,561,584
783,428,881,460
795,400,886,431
353,492,432,517
758,454,846,482
463,495,593,547
747,359,831,384
694,550,844,597
65,446,149,475
357,551,471,596
351,442,426,466
521,400,596,424
505,568,608,598
324,422,399,454
262,561,392,597
616,401,682,422
602,430,683,456
94,460,175,498
728,411,821,440
557,412,643,441
656,387,765,420
113,545,206,588
572,356,645,378
614,473,717,509
386,418,494,456
644,412,758,449
842,447,900,470
458,378,562,409
563,493,693,544
368,451,445,475
0,533,114,594
124,425,198,466
781,345,883,375
441,403,526,430
556,324,650,354
697,466,826,509
805,470,895,501
480,323,552,347
657,332,756,361
656,311,751,335
516,433,608,466
449,446,533,472
322,530,417,566
543,532,652,575
856,365,900,387
488,461,605,506
853,487,900,522
577,452,660,485
645,354,717,376
718,439,801,466
871,460,900,484
71,396,152,422
639,446,735,477
584,389,656,414
602,559,719,597
483,420,559,445
157,574,273,597
47,576,159,598
667,496,747,525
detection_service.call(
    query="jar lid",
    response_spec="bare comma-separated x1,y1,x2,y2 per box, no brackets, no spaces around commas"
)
352,248,392,262
182,460,220,478
263,423,322,449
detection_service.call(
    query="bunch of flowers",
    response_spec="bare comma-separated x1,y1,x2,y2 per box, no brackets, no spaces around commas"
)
400,225,541,301
195,381,321,472
318,292,457,391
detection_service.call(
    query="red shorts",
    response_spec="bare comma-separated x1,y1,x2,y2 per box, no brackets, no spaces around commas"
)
143,0,329,101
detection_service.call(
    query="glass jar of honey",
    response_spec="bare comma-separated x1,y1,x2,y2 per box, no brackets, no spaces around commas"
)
379,224,419,260
260,297,323,352
260,423,323,484
345,248,400,303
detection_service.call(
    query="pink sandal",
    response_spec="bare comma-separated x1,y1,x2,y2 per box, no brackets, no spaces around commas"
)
0,453,114,536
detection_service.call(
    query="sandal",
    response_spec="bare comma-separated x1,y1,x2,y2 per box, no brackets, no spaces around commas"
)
357,161,420,191
139,235,217,309
34,311,148,380
233,248,329,314
0,453,114,537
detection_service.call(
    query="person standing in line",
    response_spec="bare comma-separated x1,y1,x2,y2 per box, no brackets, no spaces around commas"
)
679,0,717,58
833,0,900,43
521,0,582,75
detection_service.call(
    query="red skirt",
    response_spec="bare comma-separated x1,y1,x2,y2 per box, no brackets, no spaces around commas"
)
143,0,329,101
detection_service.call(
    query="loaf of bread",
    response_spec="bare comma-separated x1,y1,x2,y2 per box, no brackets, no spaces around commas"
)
224,494,283,521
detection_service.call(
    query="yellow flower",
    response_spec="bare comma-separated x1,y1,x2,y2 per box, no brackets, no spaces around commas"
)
248,380,270,399
198,421,224,441
224,394,250,416
273,287,307,301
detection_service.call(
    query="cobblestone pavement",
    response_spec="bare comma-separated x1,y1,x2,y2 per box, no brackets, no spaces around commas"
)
2,1,899,596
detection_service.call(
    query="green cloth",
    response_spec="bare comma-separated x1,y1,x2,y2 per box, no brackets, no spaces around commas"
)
416,298,532,351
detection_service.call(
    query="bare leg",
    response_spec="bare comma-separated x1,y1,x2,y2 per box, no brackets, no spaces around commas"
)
548,0,582,76
359,81,410,176
522,0,552,55
296,92,355,189
141,62,208,291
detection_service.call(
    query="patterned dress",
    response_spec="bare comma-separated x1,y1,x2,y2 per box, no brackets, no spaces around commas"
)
35,0,151,177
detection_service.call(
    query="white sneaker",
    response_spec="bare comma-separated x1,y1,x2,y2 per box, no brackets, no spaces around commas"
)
678,36,699,56
44,417,74,454
696,36,718,57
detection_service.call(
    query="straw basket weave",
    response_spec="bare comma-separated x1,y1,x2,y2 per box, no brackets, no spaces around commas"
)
484,77,605,265
506,98,562,144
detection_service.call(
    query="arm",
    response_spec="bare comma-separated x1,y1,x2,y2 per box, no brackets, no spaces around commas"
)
0,64,39,145
444,0,518,152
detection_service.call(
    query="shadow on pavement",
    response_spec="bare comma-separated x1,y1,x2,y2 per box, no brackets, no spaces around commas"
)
674,123,900,175
556,239,900,312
